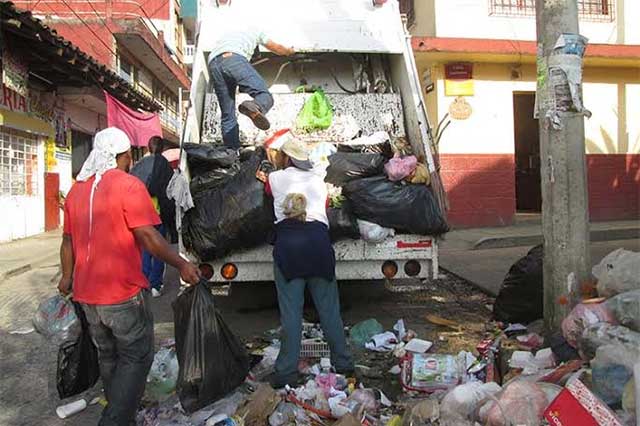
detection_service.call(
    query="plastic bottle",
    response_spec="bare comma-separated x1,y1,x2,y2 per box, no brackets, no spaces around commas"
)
56,399,87,419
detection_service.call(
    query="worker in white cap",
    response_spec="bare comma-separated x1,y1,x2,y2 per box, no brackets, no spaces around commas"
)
261,138,354,388
58,127,200,426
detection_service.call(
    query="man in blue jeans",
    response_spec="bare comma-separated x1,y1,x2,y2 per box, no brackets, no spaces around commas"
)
208,3,294,148
261,138,354,387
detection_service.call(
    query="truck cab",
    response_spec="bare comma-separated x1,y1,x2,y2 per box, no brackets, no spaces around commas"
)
180,0,445,284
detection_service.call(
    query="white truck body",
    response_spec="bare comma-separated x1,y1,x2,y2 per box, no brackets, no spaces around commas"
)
181,0,443,283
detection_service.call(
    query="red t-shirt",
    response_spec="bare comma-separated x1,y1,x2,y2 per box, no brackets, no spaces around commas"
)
63,169,161,305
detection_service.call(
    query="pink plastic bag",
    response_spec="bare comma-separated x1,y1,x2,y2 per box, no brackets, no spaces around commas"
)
561,302,617,348
384,155,418,182
478,380,550,426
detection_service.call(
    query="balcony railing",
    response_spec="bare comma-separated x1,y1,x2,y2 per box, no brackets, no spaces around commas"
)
159,108,180,134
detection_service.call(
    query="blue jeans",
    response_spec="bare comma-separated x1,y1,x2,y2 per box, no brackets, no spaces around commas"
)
82,291,154,426
142,224,165,290
274,266,353,383
209,53,274,148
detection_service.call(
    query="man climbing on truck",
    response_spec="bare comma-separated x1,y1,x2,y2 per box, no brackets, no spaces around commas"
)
209,0,295,148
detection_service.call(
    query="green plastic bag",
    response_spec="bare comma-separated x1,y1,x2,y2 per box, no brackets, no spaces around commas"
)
296,90,333,132
350,319,384,348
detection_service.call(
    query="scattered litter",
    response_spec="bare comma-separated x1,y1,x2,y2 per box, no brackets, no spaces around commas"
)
9,326,34,335
56,399,87,419
365,331,398,352
503,323,528,336
545,374,624,426
404,338,433,354
237,384,280,426
439,381,501,426
388,365,401,375
400,353,464,393
561,300,616,348
592,249,640,297
479,380,549,426
425,314,460,331
516,332,544,349
147,347,179,401
349,319,384,348
393,319,406,341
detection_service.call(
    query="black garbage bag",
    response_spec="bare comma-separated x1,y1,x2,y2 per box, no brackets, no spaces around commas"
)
182,148,275,260
343,176,449,236
337,140,394,158
190,163,241,194
328,203,360,242
493,245,543,324
56,302,99,399
173,281,250,413
325,152,385,186
184,143,239,176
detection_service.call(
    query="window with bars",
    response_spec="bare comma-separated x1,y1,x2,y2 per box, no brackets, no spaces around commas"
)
0,128,39,197
488,0,615,22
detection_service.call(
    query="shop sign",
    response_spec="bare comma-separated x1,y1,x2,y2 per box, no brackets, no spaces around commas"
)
1,84,28,113
2,50,29,97
444,63,474,97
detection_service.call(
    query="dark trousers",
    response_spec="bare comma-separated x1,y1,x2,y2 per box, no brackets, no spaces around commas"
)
82,291,154,426
274,266,353,384
209,53,274,148
142,224,166,290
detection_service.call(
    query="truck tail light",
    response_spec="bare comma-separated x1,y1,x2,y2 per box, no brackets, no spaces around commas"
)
382,261,398,278
404,260,421,277
199,263,214,280
221,263,238,280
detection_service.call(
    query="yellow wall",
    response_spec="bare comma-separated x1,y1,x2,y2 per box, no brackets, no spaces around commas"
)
416,60,640,155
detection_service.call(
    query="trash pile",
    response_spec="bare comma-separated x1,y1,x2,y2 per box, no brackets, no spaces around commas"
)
182,92,448,261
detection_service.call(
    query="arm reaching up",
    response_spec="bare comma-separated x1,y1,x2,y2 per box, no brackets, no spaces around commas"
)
264,40,295,56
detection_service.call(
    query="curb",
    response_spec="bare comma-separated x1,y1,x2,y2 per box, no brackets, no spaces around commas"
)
473,227,640,250
0,264,32,281
1,253,60,283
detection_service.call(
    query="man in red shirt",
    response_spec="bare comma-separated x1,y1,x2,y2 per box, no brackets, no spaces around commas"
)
58,127,200,426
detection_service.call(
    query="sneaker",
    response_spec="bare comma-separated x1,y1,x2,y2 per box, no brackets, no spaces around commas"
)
151,288,162,298
239,101,270,130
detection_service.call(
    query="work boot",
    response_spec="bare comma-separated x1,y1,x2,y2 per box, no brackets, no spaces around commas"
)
239,100,270,130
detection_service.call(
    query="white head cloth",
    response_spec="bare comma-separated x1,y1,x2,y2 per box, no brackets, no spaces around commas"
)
77,127,131,185
76,128,131,256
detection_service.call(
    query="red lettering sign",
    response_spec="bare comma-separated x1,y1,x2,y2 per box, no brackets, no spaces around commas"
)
0,84,28,113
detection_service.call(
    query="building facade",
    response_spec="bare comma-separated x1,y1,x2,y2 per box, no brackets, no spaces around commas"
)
13,0,191,143
409,0,639,228
1,2,158,242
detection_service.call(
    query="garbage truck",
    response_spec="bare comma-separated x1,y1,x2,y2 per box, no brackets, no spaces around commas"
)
180,0,447,284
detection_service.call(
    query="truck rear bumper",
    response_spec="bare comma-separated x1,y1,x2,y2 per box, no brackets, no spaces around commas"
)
197,236,439,284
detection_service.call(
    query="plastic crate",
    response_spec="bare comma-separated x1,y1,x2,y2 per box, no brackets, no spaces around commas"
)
300,338,331,358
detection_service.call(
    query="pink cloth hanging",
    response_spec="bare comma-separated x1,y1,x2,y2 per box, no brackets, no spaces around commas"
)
104,91,162,147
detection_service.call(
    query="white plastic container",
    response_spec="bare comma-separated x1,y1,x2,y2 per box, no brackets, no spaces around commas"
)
56,399,87,419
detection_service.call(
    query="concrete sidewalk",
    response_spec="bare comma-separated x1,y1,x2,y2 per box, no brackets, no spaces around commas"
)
0,230,61,281
439,219,640,296
441,219,639,251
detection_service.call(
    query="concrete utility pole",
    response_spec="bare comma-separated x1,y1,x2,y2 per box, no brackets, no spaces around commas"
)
535,0,591,330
